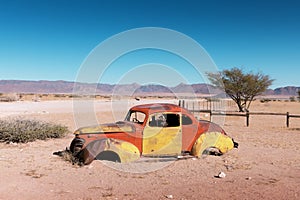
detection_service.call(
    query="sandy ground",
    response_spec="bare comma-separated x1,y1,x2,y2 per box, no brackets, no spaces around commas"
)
0,99,300,200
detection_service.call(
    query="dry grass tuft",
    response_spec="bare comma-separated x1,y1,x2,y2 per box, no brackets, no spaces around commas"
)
0,118,68,143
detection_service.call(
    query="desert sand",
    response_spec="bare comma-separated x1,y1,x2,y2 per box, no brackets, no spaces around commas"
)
0,99,299,200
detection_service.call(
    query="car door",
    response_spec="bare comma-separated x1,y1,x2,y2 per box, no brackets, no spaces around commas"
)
181,114,199,151
142,112,182,156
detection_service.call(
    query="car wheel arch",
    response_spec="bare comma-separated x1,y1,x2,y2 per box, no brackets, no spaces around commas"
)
77,138,140,165
191,131,234,157
95,150,121,163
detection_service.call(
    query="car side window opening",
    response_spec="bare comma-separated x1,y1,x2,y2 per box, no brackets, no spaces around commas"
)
182,114,193,125
149,113,180,127
126,111,146,124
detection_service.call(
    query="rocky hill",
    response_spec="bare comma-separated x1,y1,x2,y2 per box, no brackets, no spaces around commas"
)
0,80,299,96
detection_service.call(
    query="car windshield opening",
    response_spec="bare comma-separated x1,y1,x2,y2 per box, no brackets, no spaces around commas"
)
125,111,146,124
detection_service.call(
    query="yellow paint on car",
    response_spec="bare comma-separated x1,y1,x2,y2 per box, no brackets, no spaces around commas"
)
76,124,134,134
109,140,140,163
192,132,234,157
142,126,182,155
81,138,140,164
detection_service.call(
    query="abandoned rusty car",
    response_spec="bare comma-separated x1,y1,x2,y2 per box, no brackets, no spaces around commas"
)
69,103,238,164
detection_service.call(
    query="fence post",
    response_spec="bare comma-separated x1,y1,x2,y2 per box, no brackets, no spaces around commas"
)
246,111,249,127
286,112,289,128
192,101,195,114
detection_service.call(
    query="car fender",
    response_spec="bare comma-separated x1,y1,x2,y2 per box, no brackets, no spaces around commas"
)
192,132,234,157
78,138,140,165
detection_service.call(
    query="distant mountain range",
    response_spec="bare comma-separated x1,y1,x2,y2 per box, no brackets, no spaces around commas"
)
0,80,299,96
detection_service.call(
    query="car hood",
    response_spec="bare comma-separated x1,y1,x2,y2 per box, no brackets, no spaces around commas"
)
74,121,135,135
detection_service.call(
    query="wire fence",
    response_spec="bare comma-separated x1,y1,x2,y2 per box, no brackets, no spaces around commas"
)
179,99,300,127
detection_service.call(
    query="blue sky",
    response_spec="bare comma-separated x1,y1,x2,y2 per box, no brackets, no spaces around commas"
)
0,0,299,89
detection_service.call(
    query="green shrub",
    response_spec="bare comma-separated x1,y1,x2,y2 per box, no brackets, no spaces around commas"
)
260,98,271,103
290,96,296,102
0,119,68,143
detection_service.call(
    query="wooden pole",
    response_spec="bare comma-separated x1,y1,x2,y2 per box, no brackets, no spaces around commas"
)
287,112,289,128
246,111,249,127
192,101,195,115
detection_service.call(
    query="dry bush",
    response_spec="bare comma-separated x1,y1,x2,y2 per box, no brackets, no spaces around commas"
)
0,119,68,143
53,149,83,166
0,94,19,102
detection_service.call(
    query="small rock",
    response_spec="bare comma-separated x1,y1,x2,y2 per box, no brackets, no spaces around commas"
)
216,171,226,178
165,194,173,199
9,142,17,146
245,177,252,180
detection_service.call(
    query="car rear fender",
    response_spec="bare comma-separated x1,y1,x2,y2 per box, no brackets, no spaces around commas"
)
192,132,234,157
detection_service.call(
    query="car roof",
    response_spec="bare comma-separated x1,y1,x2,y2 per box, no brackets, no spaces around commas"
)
130,103,187,115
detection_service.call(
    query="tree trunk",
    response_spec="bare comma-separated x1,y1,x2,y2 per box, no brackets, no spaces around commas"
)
237,103,244,112
236,99,244,112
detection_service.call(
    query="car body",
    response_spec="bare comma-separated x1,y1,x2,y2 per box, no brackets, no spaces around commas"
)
70,103,238,164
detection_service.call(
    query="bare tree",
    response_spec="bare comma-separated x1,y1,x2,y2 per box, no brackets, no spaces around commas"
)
207,67,273,112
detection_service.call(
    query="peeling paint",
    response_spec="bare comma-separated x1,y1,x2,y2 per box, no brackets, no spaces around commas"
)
79,138,140,164
76,123,134,134
192,132,234,157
